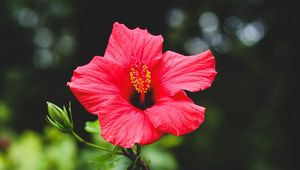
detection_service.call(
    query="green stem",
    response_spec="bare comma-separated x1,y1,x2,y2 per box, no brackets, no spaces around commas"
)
122,148,134,159
132,144,150,170
71,131,113,153
127,148,135,157
131,154,141,170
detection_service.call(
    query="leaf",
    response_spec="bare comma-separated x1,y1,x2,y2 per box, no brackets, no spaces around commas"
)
85,120,100,134
142,145,178,170
78,149,131,170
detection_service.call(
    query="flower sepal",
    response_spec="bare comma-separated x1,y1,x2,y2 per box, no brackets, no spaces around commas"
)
84,120,100,134
46,102,73,133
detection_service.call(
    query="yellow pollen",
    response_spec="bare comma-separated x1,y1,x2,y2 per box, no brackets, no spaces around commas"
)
130,62,151,94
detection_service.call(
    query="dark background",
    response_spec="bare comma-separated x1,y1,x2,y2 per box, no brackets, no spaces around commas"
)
0,0,297,169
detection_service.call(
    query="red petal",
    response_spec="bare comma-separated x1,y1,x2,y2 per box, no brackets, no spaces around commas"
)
145,91,205,136
152,50,217,97
67,56,132,115
98,95,163,148
104,22,163,67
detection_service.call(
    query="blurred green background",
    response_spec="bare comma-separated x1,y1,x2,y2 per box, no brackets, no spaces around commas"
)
0,0,296,170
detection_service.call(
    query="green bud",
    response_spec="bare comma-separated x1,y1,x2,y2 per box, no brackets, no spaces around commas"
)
46,102,73,133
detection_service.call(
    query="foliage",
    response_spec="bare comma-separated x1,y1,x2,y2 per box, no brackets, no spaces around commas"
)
0,127,76,170
0,125,179,170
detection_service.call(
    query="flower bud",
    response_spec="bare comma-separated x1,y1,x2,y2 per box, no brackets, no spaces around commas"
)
46,102,73,133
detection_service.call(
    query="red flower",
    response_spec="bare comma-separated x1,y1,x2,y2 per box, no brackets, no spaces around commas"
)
68,22,217,148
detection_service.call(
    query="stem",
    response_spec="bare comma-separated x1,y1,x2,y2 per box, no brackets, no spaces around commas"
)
137,152,149,169
122,148,134,159
134,144,150,170
131,154,142,170
71,131,114,153
136,144,141,156
136,144,142,164
127,148,136,156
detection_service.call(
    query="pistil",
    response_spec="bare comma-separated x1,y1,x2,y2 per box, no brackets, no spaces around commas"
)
129,62,151,104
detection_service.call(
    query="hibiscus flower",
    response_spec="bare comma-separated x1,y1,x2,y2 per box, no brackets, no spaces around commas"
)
68,22,217,148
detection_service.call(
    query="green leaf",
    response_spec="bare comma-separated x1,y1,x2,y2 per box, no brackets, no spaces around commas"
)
77,149,131,170
85,120,100,134
143,145,178,170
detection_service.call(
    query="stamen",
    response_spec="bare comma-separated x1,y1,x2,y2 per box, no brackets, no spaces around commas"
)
130,62,151,103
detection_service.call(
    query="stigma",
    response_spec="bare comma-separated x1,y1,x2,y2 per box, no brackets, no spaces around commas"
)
130,62,151,103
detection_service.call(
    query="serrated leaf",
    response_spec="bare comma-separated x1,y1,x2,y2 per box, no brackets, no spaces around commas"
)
85,120,100,134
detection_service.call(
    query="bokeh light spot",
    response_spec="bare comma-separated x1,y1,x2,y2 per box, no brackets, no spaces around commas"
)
33,28,53,48
17,8,39,28
33,49,54,69
184,37,209,55
199,11,219,34
166,8,185,28
55,34,76,56
238,21,265,46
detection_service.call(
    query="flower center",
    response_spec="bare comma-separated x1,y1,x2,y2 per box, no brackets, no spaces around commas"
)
130,62,151,103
